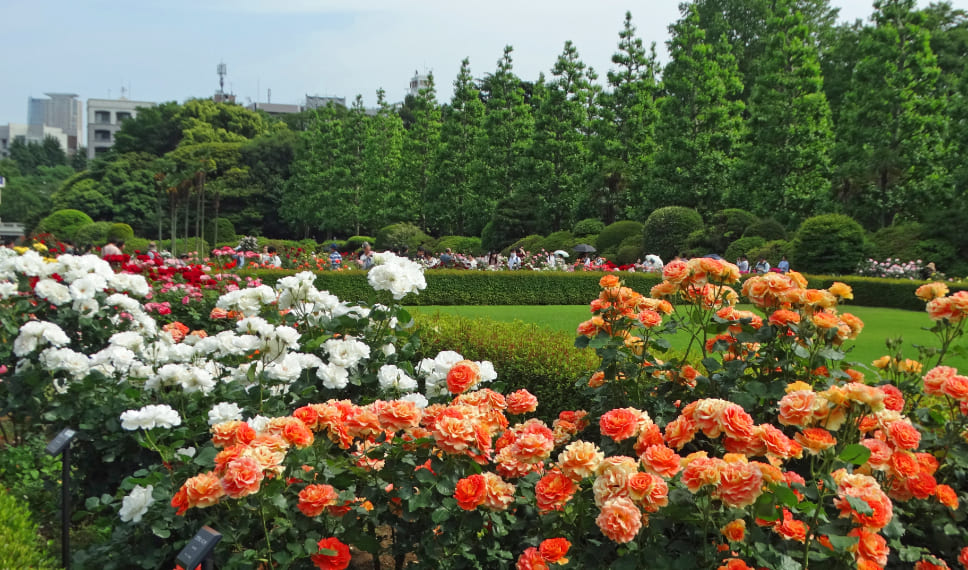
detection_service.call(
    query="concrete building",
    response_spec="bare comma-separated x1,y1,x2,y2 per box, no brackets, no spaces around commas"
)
27,93,83,154
408,71,432,97
304,95,346,110
86,97,155,159
0,123,69,159
246,102,301,116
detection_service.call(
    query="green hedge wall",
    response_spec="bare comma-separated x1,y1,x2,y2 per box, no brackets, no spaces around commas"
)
237,268,967,310
0,487,56,568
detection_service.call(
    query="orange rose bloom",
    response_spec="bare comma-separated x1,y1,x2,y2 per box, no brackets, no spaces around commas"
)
281,418,315,449
916,282,949,301
887,420,922,450
720,405,755,440
507,389,539,415
311,537,352,570
774,508,808,543
535,470,578,513
600,408,643,442
454,474,488,511
599,274,620,288
849,528,889,568
557,440,604,480
596,497,643,544
829,281,853,299
298,484,338,517
292,405,320,430
927,297,961,322
778,390,818,427
721,519,746,543
211,420,256,449
718,559,754,570
958,546,968,569
681,456,724,493
935,484,959,509
538,538,571,564
182,471,224,509
769,309,801,327
924,366,958,396
377,400,422,432
482,472,516,511
662,260,689,284
515,547,549,570
914,558,950,570
942,374,968,401
639,444,682,479
637,309,663,328
446,360,481,394
715,461,764,508
663,415,698,450
221,457,265,499
794,427,837,455
627,471,669,512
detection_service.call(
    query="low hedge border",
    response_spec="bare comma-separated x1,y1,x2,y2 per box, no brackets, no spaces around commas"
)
0,487,56,568
236,268,967,310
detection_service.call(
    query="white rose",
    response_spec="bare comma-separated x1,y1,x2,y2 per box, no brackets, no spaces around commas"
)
208,402,243,425
119,484,154,523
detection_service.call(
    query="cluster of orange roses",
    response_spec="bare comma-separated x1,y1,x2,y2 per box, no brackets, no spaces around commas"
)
917,282,968,323
515,537,571,570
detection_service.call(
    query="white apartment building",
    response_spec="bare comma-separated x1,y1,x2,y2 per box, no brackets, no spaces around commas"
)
28,93,83,154
0,123,69,158
87,97,155,159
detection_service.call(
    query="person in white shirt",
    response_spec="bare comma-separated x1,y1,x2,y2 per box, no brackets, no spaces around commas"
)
508,250,520,270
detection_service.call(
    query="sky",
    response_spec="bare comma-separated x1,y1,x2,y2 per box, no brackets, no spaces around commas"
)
1,0,965,134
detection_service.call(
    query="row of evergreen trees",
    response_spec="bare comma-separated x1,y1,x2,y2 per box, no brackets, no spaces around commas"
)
280,0,967,251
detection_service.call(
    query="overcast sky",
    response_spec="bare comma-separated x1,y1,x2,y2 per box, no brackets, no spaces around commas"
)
2,0,965,128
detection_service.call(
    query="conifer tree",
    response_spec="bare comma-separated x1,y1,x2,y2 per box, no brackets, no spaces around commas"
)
396,73,442,229
362,89,405,233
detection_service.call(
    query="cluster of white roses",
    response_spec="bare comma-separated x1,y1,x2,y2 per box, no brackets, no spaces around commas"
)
368,252,427,300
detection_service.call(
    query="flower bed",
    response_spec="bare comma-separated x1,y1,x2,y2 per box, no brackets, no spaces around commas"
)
1,250,967,569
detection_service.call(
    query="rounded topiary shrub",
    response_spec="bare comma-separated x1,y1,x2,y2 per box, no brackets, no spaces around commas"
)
743,218,787,242
748,240,792,267
541,231,575,253
506,234,545,255
344,235,376,253
596,220,644,253
616,244,643,265
707,208,758,252
204,217,237,247
107,222,134,242
573,218,605,237
642,207,703,261
435,235,481,255
376,223,434,253
791,214,866,274
724,236,766,263
34,209,93,241
73,221,113,248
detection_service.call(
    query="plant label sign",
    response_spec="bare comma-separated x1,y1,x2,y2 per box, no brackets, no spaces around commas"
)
45,428,76,456
176,526,221,568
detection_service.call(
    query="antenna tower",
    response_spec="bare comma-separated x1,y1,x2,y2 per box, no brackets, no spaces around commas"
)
217,62,227,98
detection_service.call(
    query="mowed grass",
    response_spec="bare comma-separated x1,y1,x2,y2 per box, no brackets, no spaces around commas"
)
409,305,968,372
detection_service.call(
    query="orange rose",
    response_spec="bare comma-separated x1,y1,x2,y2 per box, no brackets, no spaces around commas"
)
298,484,338,517
627,471,668,512
887,420,922,450
535,470,578,513
211,420,256,449
811,311,840,330
774,508,808,543
662,260,689,284
924,366,958,395
935,484,959,509
639,444,682,479
637,309,663,328
446,360,481,394
778,390,818,427
507,389,539,415
663,415,698,450
828,281,853,299
915,282,949,301
769,309,801,327
681,456,724,493
281,418,315,449
720,405,755,440
715,461,763,508
311,537,351,570
557,440,604,480
538,538,571,564
599,274,620,288
454,474,488,510
482,472,516,511
849,528,888,567
942,374,968,401
599,408,643,442
650,280,678,298
927,297,961,322
595,497,643,544
515,547,549,570
182,471,224,510
377,400,422,432
794,427,837,455
861,438,893,470
221,456,265,499
721,519,746,542
718,558,754,570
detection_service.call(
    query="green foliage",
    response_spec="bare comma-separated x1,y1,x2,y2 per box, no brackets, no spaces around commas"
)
539,230,576,253
6,137,67,176
705,208,758,252
748,240,792,266
73,221,113,247
0,486,57,569
595,220,644,253
616,243,643,265
34,208,93,240
434,236,482,255
724,236,767,262
641,206,704,260
791,213,867,274
415,313,598,422
108,222,134,242
506,234,545,255
203,217,237,247
743,217,787,241
482,190,542,252
344,235,375,253
572,218,606,237
375,223,434,252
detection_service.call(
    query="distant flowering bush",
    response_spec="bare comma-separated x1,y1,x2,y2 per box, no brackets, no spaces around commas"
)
856,257,935,280
2,247,968,569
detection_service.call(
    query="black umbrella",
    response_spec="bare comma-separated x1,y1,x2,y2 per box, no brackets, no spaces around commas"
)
573,244,597,253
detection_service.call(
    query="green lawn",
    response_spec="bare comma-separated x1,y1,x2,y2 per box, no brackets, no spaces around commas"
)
410,304,968,372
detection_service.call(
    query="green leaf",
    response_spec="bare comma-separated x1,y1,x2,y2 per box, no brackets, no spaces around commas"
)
845,495,873,515
838,444,871,465
151,523,171,539
432,508,451,523
84,496,100,510
826,534,858,552
773,485,799,508
193,445,217,467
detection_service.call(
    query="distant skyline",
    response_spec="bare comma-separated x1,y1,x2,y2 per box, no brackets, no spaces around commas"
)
1,0,964,130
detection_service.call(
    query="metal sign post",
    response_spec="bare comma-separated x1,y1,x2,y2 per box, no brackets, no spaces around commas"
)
46,428,77,569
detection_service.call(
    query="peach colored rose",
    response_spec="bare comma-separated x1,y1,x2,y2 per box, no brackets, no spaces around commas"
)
183,471,224,509
769,309,801,327
292,405,320,430
446,360,481,394
596,497,643,544
599,274,620,288
298,484,338,517
627,471,668,512
924,366,958,395
927,297,960,322
849,528,889,567
281,418,315,449
481,472,515,511
887,419,921,450
221,457,265,499
211,420,256,449
916,281,949,301
432,412,476,455
794,427,837,455
942,374,968,401
811,311,840,330
757,424,802,460
557,440,604,480
778,390,818,427
774,508,808,543
639,444,682,479
507,389,539,415
662,260,689,284
681,456,724,493
515,547,549,570
721,519,746,542
600,408,643,442
828,281,853,299
663,415,698,450
720,404,755,440
535,470,578,513
454,474,487,510
715,461,763,508
538,538,570,564
861,438,893,470
377,400,422,432
637,309,663,328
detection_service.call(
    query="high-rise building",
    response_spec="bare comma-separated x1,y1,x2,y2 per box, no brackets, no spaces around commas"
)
87,97,155,159
408,71,431,98
0,123,68,158
27,93,83,154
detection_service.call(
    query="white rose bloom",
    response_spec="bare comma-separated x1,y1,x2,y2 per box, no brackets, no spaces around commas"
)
208,402,244,425
400,392,429,409
13,250,49,277
367,253,427,300
295,353,323,370
377,364,418,393
424,375,450,399
324,337,371,368
265,353,305,383
40,347,91,380
237,316,273,337
247,415,271,433
34,279,72,306
166,343,194,363
72,297,100,318
0,281,20,299
91,346,137,374
381,344,396,357
14,321,70,356
154,363,191,388
110,331,145,351
120,404,181,430
105,294,141,312
191,336,221,356
176,446,196,459
69,274,107,300
107,273,150,297
233,334,263,354
317,362,349,390
119,484,154,523
179,366,216,394
478,361,497,383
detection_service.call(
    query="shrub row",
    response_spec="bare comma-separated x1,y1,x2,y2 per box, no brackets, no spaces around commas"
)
0,486,56,568
413,312,597,422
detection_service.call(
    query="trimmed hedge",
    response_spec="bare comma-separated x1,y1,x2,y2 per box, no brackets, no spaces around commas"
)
414,312,597,422
238,267,967,310
0,487,56,568
35,209,93,241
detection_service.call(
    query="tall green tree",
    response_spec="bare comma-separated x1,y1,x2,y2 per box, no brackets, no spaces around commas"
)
396,73,442,229
362,90,405,233
738,0,834,225
530,41,596,232
651,4,746,217
427,59,488,236
833,0,949,228
482,46,534,235
589,11,660,222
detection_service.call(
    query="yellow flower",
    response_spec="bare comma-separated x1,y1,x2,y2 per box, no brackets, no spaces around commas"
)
13,246,28,254
872,355,893,369
828,282,853,300
897,359,923,374
33,242,49,252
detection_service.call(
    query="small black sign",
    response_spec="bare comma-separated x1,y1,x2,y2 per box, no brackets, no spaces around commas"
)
176,526,221,569
45,428,76,456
